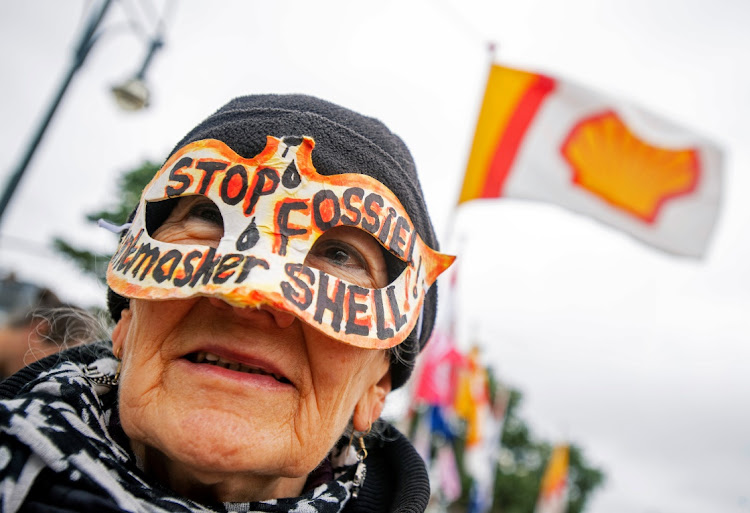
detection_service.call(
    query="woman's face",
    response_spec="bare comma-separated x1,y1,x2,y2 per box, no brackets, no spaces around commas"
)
113,196,392,499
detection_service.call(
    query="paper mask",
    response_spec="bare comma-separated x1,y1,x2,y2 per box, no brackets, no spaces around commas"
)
107,137,455,349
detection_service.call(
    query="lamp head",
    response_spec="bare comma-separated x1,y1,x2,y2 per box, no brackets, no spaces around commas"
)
111,77,150,111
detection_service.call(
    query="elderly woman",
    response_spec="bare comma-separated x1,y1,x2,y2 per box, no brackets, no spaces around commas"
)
0,95,453,513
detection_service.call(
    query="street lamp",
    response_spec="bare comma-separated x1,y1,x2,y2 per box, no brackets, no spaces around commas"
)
0,0,166,228
111,77,150,111
111,36,164,111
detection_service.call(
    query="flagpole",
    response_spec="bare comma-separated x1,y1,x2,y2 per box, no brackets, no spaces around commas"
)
442,41,499,356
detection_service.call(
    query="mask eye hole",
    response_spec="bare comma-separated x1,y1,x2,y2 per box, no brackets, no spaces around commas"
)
146,195,225,248
382,247,407,285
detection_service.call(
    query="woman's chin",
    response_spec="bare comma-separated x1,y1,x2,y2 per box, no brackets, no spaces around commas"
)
129,423,311,503
127,407,316,478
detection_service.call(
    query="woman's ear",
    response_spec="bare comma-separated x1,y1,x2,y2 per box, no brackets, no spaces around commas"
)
353,369,392,432
111,308,132,358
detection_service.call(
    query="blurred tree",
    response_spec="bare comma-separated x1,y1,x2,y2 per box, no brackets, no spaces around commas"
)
53,161,159,280
490,389,604,513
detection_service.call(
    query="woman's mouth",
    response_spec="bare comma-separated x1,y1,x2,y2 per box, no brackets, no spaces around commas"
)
184,351,292,385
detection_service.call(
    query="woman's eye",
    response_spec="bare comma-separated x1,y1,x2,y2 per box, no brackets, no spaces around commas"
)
304,227,388,288
150,196,225,247
322,246,357,266
313,241,367,270
188,203,223,227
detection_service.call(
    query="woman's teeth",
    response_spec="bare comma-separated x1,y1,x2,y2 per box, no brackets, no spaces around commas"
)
191,352,288,383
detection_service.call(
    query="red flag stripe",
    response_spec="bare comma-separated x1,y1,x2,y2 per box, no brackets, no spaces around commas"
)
482,74,556,198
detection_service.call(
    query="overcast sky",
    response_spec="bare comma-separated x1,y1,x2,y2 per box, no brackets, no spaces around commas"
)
1,1,749,512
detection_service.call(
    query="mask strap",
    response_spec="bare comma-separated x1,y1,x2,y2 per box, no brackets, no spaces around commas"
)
98,219,132,234
414,301,426,343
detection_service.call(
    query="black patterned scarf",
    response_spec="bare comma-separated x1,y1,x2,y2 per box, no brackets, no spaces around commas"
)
0,344,363,513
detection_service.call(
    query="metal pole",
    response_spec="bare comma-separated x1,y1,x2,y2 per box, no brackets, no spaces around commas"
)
0,0,114,227
135,36,164,80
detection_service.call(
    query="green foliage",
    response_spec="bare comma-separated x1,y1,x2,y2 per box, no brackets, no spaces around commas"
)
492,390,547,513
53,161,159,281
566,445,606,513
84,161,160,226
51,238,111,281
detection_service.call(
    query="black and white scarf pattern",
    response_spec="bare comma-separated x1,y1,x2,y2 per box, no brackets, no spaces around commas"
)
0,344,362,513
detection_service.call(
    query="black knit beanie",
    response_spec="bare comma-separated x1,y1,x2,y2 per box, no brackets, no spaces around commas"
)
108,94,439,389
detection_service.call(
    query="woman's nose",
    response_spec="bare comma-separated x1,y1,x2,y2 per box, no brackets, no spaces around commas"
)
207,297,296,328
253,306,296,329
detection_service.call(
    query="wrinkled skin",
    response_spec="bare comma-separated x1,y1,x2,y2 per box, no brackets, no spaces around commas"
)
112,196,392,503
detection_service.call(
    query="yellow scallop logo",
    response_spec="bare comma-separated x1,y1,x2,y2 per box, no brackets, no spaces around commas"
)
561,111,700,223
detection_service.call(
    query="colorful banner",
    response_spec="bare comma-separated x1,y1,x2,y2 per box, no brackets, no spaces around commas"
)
465,384,510,513
412,329,464,407
412,266,463,407
534,444,570,513
435,434,462,503
459,64,723,258
454,347,490,447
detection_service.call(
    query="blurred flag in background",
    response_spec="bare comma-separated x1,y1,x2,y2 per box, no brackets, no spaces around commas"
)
459,64,723,258
534,444,570,513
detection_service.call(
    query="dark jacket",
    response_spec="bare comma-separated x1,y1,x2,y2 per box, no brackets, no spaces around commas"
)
0,342,429,513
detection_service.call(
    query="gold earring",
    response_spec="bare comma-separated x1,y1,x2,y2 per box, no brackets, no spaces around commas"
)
351,425,372,499
357,424,372,462
113,347,122,383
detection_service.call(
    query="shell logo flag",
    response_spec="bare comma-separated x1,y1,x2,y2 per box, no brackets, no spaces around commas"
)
534,444,570,513
459,64,723,258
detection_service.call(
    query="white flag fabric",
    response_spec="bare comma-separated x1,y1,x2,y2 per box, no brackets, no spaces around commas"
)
459,64,723,258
